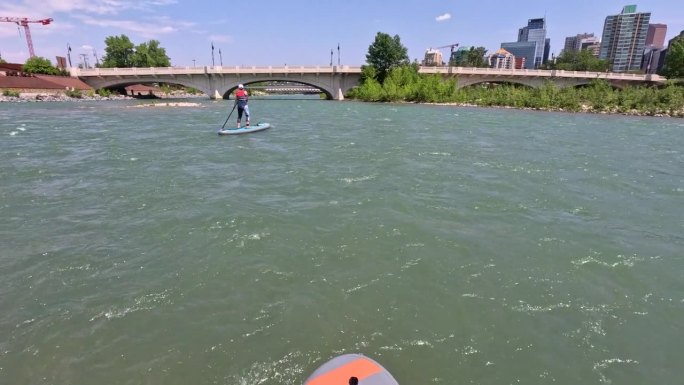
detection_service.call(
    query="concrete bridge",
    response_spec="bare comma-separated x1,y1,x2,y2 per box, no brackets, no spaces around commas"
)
69,65,666,100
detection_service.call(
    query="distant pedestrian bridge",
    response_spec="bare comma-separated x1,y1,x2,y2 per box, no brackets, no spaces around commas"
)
70,66,666,100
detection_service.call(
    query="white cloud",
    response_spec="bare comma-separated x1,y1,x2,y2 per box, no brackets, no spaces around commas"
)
0,0,177,18
436,13,451,22
73,14,178,38
81,44,94,50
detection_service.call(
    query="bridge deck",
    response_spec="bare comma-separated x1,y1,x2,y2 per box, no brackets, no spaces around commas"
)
70,65,664,82
69,66,666,101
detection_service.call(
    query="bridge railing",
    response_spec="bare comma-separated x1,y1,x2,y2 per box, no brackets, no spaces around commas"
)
70,65,363,77
69,65,664,84
418,66,665,81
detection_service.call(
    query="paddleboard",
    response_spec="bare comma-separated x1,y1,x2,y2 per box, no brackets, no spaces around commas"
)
304,354,399,385
218,122,271,135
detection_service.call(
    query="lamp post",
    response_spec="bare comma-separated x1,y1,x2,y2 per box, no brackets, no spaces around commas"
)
192,59,196,67
80,53,89,69
219,49,223,66
330,49,333,66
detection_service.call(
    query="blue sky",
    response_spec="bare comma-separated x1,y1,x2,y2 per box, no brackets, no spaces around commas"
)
1,0,682,67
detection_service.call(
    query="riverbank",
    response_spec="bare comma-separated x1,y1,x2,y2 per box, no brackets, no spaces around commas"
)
427,101,684,118
3,89,683,118
347,66,684,118
0,90,207,103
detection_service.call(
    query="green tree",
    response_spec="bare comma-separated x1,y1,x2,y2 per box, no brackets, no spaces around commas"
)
131,40,171,67
22,56,60,75
102,35,135,67
102,35,171,68
365,32,409,83
552,49,609,71
660,32,684,78
452,47,488,67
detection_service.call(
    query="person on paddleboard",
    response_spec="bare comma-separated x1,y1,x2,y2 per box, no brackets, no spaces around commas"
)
234,84,250,128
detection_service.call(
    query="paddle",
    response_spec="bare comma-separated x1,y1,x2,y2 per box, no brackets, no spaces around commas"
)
221,103,237,129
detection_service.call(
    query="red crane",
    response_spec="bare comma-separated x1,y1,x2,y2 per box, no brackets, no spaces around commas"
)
0,17,53,58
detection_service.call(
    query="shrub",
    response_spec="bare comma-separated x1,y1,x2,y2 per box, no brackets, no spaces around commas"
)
65,89,83,98
3,89,20,97
97,88,114,97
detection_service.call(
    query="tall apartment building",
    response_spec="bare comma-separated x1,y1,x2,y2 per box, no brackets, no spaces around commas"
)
501,17,549,69
423,49,444,66
488,48,520,69
646,23,667,48
599,5,651,72
563,33,601,56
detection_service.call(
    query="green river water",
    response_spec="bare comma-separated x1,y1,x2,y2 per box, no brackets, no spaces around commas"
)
1,97,683,385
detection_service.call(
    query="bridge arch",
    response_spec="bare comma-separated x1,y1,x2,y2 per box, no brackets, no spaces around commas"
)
220,79,332,99
83,78,215,97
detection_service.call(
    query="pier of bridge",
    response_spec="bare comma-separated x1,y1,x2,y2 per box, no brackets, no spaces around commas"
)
70,66,666,100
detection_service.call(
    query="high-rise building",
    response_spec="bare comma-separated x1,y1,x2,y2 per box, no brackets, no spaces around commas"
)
500,17,548,69
518,18,549,68
564,33,600,54
488,48,520,69
642,46,667,74
599,5,651,72
501,42,537,70
423,49,443,66
646,23,667,48
448,47,469,66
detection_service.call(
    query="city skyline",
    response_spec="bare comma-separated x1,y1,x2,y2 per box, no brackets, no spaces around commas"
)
1,0,683,67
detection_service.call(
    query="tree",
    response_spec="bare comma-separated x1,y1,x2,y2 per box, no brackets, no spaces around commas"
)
131,40,171,67
660,32,684,78
365,32,409,83
101,35,171,68
101,35,135,67
22,56,60,75
550,49,609,72
452,47,488,67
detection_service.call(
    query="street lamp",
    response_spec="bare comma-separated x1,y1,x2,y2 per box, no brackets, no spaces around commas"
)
192,59,196,67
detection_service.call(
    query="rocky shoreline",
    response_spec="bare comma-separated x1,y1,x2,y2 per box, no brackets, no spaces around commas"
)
427,102,684,118
0,91,206,103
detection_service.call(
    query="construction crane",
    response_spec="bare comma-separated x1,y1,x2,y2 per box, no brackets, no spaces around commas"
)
0,17,53,58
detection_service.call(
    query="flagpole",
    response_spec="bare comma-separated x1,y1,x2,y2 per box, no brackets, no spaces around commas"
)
337,43,340,66
219,49,223,66
211,42,215,67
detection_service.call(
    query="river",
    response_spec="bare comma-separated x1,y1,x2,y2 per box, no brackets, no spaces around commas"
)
1,97,682,384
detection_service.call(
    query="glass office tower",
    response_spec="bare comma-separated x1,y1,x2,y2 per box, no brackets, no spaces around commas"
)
518,18,548,68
